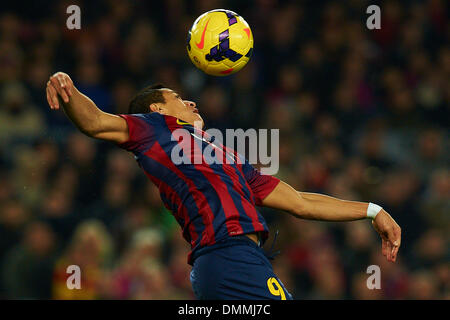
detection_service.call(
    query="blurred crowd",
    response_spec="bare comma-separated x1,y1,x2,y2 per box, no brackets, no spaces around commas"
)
0,0,448,299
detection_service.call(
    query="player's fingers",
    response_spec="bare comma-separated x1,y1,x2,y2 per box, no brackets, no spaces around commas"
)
385,241,392,261
46,82,52,108
388,226,401,262
50,76,69,103
46,85,54,109
392,234,401,262
66,76,74,96
60,75,73,97
60,88,69,103
391,244,399,262
48,82,60,109
381,238,387,257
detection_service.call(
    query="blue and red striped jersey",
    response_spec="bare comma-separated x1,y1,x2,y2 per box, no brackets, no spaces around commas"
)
117,113,280,264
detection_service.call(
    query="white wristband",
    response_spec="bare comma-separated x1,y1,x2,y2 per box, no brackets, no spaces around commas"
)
367,202,382,220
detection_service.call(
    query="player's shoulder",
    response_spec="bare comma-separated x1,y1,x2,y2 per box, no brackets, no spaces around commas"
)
126,112,165,125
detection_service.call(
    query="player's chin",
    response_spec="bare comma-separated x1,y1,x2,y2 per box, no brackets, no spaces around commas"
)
193,113,204,128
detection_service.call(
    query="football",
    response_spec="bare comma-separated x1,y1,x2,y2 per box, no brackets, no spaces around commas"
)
187,9,253,76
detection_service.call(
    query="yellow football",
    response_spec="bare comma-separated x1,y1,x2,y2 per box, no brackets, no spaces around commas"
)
187,9,254,76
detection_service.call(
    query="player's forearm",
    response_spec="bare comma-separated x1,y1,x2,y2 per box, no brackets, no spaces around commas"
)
262,181,368,221
60,87,104,136
297,192,367,221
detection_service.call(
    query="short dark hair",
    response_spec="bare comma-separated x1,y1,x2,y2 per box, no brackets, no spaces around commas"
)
128,83,166,114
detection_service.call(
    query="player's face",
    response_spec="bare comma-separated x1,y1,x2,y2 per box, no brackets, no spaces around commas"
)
160,89,204,128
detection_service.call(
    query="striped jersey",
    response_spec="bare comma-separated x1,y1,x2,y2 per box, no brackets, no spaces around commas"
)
117,113,280,264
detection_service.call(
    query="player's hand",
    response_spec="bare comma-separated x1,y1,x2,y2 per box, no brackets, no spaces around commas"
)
46,72,74,110
371,209,401,263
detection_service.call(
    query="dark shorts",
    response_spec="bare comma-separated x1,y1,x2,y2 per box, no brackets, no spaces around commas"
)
190,236,293,300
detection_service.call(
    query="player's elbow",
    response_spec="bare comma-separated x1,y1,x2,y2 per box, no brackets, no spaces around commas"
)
78,126,98,139
290,197,315,219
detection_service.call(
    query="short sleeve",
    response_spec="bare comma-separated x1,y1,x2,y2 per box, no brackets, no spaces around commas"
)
117,114,157,153
241,161,280,206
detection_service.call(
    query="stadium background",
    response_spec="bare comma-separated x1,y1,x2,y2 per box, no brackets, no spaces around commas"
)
0,0,448,299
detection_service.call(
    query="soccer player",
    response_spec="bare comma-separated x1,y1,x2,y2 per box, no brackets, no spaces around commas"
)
46,72,401,300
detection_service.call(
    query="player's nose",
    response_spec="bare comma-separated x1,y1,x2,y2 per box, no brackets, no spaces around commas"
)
185,100,197,109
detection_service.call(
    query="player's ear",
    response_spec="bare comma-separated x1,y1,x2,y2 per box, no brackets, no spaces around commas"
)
149,103,164,114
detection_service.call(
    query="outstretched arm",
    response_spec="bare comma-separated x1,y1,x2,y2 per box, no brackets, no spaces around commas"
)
46,72,129,144
262,180,401,262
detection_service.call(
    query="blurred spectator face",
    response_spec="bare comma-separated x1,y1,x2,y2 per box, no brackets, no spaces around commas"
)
345,221,375,251
199,86,227,120
39,21,61,43
124,205,150,233
326,174,354,199
0,36,23,82
0,13,20,40
112,80,136,114
1,200,29,229
103,177,130,208
315,114,339,140
270,5,300,47
401,22,423,49
35,140,59,172
0,173,14,203
130,229,163,262
415,229,446,263
69,220,113,266
106,149,136,180
334,83,355,111
76,61,102,86
295,155,328,190
279,66,302,94
96,18,119,47
390,87,414,113
361,130,384,159
382,68,405,92
345,159,366,186
438,47,450,74
234,62,255,90
27,61,51,89
418,129,443,161
379,171,417,207
408,51,430,77
266,101,296,132
24,221,55,257
429,169,449,199
156,65,181,93
296,92,318,117
42,189,71,217
301,42,323,67
314,266,345,299
319,143,343,170
52,164,79,197
1,83,28,116
408,271,439,299
129,21,156,48
67,133,96,166
342,54,366,82
76,35,101,62
278,135,294,168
